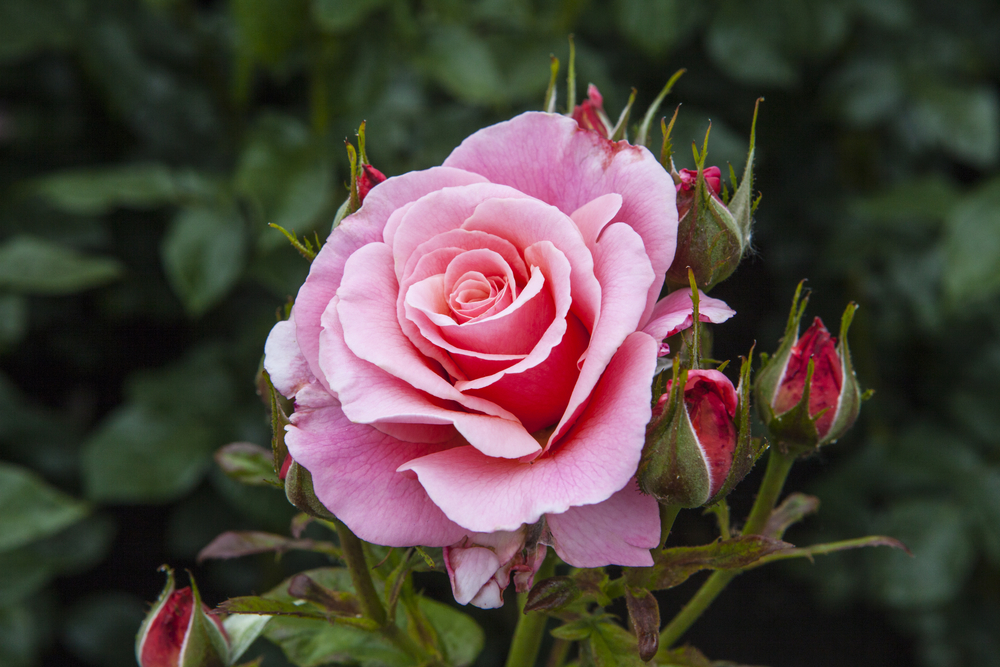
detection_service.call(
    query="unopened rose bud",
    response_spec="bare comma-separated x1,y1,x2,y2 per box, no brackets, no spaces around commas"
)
136,568,229,667
357,163,386,203
571,84,613,139
665,101,760,291
677,166,722,196
638,369,739,508
754,284,863,454
444,527,547,609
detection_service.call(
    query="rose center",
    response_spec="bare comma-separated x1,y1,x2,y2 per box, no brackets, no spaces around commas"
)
448,271,516,323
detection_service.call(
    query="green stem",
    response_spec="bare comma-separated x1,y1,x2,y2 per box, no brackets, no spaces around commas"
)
545,638,572,667
334,520,387,627
657,447,797,652
505,553,557,667
741,447,796,536
659,504,681,548
333,521,434,663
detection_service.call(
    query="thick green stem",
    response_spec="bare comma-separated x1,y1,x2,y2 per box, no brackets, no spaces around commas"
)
657,447,797,652
659,504,681,548
505,554,557,667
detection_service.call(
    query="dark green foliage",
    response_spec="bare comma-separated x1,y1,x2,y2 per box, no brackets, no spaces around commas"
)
1,0,999,665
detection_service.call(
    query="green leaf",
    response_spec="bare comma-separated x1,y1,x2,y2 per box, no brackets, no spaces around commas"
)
585,618,646,667
908,83,999,167
868,499,974,608
629,536,792,590
81,404,217,503
220,596,330,620
0,0,76,63
417,597,484,667
30,163,179,215
161,204,247,316
0,462,89,552
944,177,1000,304
0,515,114,605
0,295,27,347
424,25,504,105
234,115,335,253
762,492,820,539
223,614,273,666
62,591,147,667
614,0,705,58
311,0,386,32
0,236,124,295
849,176,959,228
231,0,307,69
197,531,340,562
214,442,281,487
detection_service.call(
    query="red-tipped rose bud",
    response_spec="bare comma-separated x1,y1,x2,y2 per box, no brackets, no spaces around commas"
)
665,101,761,292
638,369,739,508
571,84,613,139
677,166,722,196
357,163,386,203
754,284,864,454
136,568,229,667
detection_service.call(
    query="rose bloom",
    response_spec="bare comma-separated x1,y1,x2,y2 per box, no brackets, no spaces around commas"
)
265,112,733,607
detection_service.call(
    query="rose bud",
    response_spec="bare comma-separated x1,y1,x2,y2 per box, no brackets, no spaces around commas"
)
357,163,386,204
754,284,863,454
444,527,547,609
571,83,613,139
664,101,760,292
135,567,229,667
638,369,739,508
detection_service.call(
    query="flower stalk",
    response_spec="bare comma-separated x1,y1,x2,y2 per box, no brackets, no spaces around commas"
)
505,553,557,667
657,445,796,651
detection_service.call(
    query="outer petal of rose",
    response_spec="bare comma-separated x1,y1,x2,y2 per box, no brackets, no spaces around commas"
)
284,387,467,547
545,480,658,567
549,222,654,448
263,312,314,399
462,197,601,334
399,332,657,532
391,183,532,280
444,111,676,323
642,288,736,342
322,295,542,458
444,545,501,606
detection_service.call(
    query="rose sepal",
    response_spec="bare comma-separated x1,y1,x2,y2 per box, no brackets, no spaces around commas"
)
284,461,336,522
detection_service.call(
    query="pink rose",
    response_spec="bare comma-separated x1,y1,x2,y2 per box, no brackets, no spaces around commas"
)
264,112,734,606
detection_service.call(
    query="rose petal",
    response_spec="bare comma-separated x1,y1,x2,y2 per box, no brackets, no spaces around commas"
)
570,193,623,248
461,196,601,334
399,332,657,532
545,480,659,567
444,545,501,606
263,312,314,400
642,288,736,343
548,222,654,448
284,385,467,547
444,112,676,325
295,167,487,385
322,294,542,459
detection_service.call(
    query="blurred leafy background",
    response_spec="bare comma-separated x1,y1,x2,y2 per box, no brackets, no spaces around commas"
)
1,0,999,665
